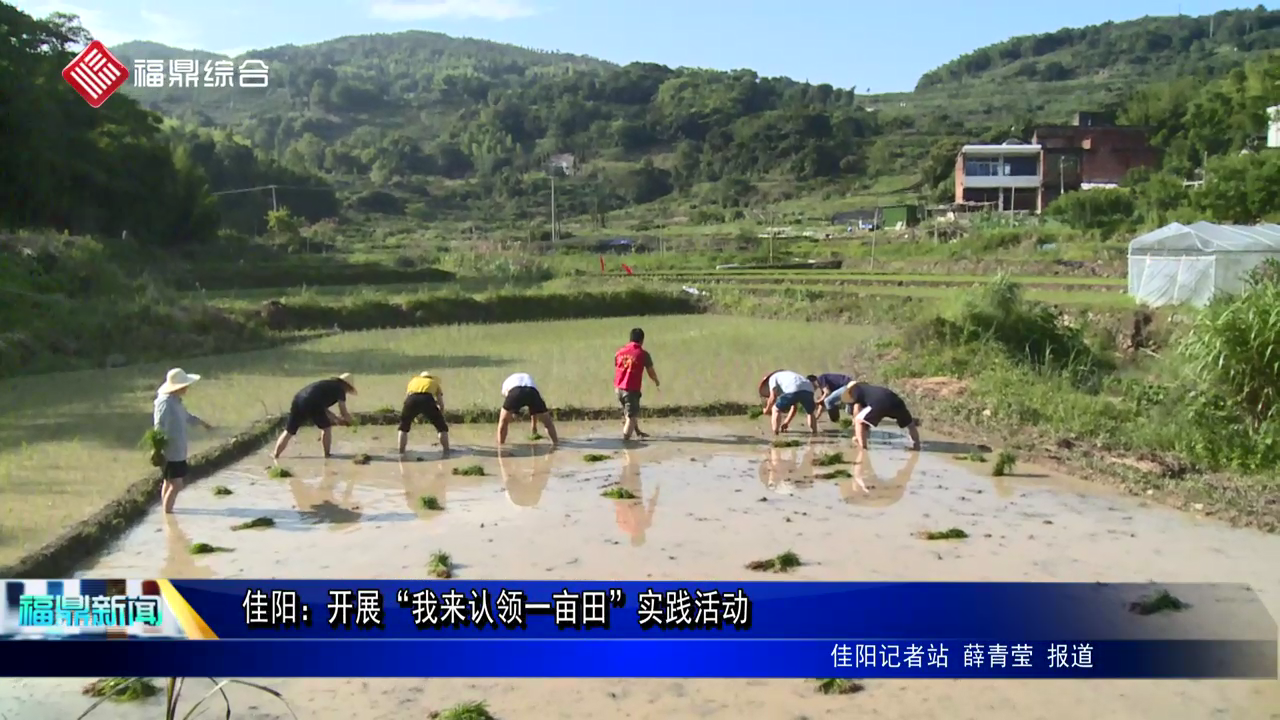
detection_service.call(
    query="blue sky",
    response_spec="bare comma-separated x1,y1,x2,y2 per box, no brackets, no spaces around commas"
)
16,0,1265,92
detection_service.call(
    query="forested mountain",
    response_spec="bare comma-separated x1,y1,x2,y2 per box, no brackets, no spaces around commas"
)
917,7,1280,89
6,0,1280,241
0,4,337,244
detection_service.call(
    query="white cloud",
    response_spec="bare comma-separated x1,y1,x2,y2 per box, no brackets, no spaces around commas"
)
214,47,255,58
369,0,536,21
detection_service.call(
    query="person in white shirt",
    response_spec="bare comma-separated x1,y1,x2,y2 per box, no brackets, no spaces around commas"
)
498,373,559,446
758,369,818,436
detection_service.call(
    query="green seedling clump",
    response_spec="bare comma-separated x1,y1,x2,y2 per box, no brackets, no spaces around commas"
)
139,428,167,468
189,542,231,555
745,550,803,573
1128,589,1189,616
816,469,852,479
813,678,865,695
428,551,453,579
838,417,853,429
267,466,294,479
212,485,233,496
583,453,612,462
746,407,764,420
955,452,988,462
600,486,638,499
419,495,443,511
433,700,496,720
992,450,1018,477
919,528,969,540
771,438,802,448
529,431,544,440
813,451,847,466
352,453,373,465
231,517,275,531
81,677,161,702
452,464,485,477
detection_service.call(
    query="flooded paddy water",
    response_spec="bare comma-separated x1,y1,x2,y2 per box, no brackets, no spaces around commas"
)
1,418,1278,719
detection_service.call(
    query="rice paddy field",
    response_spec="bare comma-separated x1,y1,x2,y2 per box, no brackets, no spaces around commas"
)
0,314,862,566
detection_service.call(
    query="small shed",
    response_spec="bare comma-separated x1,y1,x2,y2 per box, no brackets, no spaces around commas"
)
880,204,920,228
1126,221,1280,307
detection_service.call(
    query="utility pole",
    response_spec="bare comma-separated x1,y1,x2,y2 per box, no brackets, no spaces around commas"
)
550,173,557,242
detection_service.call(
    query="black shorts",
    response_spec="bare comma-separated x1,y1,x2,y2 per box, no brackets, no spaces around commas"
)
502,386,548,416
857,398,915,429
399,392,448,434
163,461,188,481
286,398,332,435
616,389,642,417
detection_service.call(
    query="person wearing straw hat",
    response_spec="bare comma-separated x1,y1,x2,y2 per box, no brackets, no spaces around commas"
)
271,374,357,459
758,370,818,436
398,371,450,456
840,380,921,451
153,368,214,514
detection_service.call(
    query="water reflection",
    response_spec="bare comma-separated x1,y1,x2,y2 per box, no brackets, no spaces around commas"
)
612,450,659,547
161,514,213,579
840,449,920,508
288,467,362,528
398,457,449,518
497,448,555,508
757,444,817,495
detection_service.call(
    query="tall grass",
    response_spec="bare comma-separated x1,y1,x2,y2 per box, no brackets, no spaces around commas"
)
1175,261,1280,470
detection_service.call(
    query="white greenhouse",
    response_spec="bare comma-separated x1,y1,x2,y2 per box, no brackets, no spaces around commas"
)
1127,221,1280,307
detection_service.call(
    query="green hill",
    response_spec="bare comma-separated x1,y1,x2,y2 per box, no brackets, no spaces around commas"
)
917,8,1279,89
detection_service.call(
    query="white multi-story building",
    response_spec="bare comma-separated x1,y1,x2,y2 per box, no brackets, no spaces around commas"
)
1267,106,1280,149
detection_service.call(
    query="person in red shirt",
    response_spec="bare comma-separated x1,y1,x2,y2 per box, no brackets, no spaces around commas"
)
615,327,661,440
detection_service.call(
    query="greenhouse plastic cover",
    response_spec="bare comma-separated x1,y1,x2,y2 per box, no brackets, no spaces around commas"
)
1127,222,1280,307
1127,221,1280,254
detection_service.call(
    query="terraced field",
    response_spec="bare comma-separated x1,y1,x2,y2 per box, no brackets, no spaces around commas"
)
610,271,1133,308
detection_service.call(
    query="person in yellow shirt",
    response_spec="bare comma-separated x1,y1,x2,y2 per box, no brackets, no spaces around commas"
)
398,371,450,455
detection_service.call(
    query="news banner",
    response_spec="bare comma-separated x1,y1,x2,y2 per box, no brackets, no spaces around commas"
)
0,581,1275,678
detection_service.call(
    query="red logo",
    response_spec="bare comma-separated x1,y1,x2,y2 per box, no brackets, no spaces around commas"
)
61,41,129,108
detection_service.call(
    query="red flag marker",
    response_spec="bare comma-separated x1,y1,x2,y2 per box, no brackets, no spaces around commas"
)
600,256,606,272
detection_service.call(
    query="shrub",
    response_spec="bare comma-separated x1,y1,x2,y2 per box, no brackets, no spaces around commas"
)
906,274,1108,384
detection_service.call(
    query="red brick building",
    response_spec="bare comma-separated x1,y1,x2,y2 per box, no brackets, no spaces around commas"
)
1032,111,1162,209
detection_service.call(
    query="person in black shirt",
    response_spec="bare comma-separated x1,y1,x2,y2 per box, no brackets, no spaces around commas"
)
841,380,921,451
271,374,357,459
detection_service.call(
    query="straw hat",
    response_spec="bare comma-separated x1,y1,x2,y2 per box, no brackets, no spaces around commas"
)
758,369,784,398
839,379,859,404
419,371,433,378
158,368,201,394
337,372,358,394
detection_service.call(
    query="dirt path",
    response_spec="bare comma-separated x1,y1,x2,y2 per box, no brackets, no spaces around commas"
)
2,419,1277,719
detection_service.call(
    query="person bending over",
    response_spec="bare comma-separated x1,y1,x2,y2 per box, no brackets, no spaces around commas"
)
497,372,559,446
272,374,356,459
398,371,449,455
808,372,855,427
759,370,818,435
842,380,922,451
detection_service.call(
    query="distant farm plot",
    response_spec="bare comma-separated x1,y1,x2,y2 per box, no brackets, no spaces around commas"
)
607,270,1128,290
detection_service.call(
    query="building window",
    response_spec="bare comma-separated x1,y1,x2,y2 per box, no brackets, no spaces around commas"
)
1003,156,1039,176
964,159,1000,177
